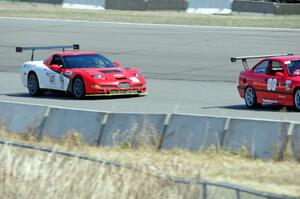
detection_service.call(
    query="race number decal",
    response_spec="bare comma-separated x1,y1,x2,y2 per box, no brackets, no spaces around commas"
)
267,78,277,91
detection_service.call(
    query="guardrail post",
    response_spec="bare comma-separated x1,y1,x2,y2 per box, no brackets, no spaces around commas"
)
236,189,241,199
202,183,207,199
37,106,51,141
220,118,231,146
158,113,171,149
97,112,109,146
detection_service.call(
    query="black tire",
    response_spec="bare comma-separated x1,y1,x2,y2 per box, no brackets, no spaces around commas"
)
244,87,260,108
72,77,85,99
293,89,300,111
27,73,43,96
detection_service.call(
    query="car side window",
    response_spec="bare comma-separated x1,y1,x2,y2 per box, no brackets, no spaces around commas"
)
253,61,269,74
267,61,284,76
50,55,64,66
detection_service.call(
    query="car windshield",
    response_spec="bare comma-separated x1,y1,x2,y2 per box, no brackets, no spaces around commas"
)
63,54,114,69
286,60,300,76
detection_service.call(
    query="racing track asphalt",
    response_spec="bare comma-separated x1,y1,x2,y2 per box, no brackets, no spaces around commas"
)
1,17,300,121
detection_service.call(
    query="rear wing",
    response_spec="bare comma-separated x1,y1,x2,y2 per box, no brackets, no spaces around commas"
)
230,53,293,70
16,44,80,61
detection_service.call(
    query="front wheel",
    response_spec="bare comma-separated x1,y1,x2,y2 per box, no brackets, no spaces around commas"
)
244,87,260,108
72,77,85,99
27,73,43,96
293,89,300,111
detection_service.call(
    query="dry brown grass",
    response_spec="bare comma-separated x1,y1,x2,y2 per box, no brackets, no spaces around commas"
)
0,130,299,198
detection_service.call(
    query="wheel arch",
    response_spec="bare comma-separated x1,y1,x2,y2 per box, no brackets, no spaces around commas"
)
27,71,39,85
293,86,300,96
67,74,83,93
27,70,37,79
68,75,87,96
244,85,257,97
292,86,300,111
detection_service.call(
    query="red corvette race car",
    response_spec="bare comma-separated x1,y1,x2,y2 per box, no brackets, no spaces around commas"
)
231,54,300,110
16,44,147,99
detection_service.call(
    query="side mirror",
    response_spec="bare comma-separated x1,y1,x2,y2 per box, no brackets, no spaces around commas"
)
49,64,62,72
113,60,120,67
275,72,284,78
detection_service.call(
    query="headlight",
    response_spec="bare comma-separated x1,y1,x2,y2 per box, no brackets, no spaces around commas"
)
93,74,103,79
136,72,143,77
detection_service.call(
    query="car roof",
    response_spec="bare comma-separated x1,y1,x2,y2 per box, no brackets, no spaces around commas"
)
265,56,300,62
54,51,98,56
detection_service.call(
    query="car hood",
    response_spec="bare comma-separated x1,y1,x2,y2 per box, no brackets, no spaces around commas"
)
71,67,139,80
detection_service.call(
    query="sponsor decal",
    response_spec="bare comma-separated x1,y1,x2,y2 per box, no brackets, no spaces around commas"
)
64,71,73,76
113,74,124,78
285,80,292,91
263,99,278,104
49,75,55,85
59,75,64,89
129,77,140,83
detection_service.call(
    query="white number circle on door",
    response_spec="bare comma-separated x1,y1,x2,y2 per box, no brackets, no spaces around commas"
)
267,78,277,91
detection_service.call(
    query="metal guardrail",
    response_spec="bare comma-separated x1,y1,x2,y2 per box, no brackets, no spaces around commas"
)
0,139,296,199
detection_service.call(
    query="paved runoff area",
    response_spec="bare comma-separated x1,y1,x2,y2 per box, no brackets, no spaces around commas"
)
1,17,300,121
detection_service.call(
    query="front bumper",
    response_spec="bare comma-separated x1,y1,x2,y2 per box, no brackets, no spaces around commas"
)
86,90,148,96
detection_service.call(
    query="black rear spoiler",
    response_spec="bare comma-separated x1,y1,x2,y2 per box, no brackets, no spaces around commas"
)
231,53,293,70
16,44,80,61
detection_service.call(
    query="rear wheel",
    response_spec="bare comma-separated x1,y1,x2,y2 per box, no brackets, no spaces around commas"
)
244,87,260,108
27,73,42,96
72,77,85,99
293,89,300,111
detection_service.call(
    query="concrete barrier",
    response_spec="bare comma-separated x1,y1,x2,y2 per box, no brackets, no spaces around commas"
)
63,0,105,10
275,3,300,15
146,0,187,11
187,0,232,14
105,0,146,11
232,1,300,15
232,0,274,14
41,108,105,145
99,113,166,146
223,118,289,159
291,124,300,161
0,102,48,134
7,0,62,4
161,114,227,150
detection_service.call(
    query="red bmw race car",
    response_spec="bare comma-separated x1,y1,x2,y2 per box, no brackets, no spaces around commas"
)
17,44,147,99
231,53,300,110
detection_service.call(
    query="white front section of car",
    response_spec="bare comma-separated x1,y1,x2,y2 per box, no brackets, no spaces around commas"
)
20,61,70,91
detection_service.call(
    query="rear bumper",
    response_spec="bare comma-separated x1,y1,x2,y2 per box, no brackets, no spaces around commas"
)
237,85,245,98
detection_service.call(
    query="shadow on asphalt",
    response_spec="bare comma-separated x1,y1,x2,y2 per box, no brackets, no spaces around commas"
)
4,92,145,101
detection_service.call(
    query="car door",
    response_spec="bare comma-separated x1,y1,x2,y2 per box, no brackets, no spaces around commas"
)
45,54,68,91
264,60,287,103
250,60,270,101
